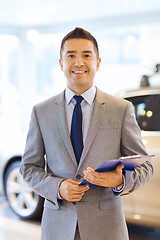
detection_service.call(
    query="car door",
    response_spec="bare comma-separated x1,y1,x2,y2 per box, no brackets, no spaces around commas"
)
123,93,160,227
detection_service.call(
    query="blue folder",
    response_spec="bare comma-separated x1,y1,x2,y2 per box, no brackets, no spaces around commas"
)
79,154,154,186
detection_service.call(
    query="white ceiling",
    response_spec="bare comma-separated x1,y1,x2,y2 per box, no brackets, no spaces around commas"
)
0,0,160,29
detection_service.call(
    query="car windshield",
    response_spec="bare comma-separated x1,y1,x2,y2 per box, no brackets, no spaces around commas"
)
126,94,160,131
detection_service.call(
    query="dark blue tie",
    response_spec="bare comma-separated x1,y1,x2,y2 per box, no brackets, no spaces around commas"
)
71,95,83,164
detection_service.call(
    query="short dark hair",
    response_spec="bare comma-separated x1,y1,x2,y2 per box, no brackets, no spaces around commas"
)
60,27,99,59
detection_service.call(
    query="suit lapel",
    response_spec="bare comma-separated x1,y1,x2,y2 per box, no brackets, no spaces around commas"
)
54,88,107,169
55,91,77,167
78,89,106,169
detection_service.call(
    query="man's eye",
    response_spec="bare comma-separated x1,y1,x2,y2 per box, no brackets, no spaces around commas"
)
84,54,91,58
68,55,75,58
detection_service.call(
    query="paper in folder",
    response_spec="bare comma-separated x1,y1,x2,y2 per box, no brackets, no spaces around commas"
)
79,154,154,186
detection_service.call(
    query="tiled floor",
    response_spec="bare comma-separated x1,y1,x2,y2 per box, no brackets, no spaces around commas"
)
0,195,41,240
0,195,160,240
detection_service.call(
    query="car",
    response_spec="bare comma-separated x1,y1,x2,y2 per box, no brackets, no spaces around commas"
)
0,86,160,227
0,142,44,220
117,85,160,228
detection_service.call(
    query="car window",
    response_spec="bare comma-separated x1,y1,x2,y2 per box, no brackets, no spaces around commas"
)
126,94,160,131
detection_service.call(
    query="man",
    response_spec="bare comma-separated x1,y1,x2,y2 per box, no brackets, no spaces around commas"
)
20,28,153,240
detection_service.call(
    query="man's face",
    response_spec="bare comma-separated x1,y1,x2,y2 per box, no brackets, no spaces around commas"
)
59,39,101,93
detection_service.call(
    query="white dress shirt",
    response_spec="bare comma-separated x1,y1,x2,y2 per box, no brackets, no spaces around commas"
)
65,85,96,145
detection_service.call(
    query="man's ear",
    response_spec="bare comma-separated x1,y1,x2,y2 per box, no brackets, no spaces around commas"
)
96,57,101,71
59,59,63,71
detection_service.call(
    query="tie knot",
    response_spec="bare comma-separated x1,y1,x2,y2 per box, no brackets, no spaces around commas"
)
74,95,83,104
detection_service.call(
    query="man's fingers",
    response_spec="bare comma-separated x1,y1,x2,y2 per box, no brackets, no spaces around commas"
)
74,185,90,193
83,164,125,188
67,179,80,185
67,179,90,191
59,178,90,201
70,192,85,202
80,184,90,191
84,167,98,177
83,167,99,184
116,164,124,172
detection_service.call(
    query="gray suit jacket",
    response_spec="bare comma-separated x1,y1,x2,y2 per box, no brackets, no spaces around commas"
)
20,88,153,240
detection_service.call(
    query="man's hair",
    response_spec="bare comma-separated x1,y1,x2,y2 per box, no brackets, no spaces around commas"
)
60,27,99,59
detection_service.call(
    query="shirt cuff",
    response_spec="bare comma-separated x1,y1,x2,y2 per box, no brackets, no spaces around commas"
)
57,191,63,199
112,174,125,193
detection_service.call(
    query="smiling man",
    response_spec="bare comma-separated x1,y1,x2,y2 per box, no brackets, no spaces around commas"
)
59,38,101,95
20,28,153,240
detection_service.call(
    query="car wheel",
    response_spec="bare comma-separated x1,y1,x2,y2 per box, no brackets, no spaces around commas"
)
4,160,44,220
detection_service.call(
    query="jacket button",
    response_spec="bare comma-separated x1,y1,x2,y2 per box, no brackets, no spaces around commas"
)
76,175,82,180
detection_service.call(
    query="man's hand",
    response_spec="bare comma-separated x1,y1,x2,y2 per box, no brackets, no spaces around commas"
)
59,179,90,202
83,164,124,188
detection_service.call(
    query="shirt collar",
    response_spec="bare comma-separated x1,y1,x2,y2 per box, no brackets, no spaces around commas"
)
65,85,96,106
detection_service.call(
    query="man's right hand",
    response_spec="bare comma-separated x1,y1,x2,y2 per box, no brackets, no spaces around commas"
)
59,179,90,202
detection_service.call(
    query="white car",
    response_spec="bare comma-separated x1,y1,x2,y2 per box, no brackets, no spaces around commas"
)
118,86,160,227
0,142,44,220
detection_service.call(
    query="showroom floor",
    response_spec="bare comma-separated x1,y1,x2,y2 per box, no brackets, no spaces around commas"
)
0,195,41,240
0,195,160,240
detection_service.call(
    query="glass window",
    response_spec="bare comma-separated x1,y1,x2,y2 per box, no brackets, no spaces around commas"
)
31,33,66,103
0,35,23,152
127,95,160,131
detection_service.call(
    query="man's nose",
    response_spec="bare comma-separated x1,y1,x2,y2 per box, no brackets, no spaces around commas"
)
75,57,84,66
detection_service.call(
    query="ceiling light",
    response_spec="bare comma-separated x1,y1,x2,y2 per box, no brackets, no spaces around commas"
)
125,35,137,45
27,29,40,43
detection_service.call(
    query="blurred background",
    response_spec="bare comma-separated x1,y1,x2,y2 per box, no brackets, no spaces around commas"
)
0,0,160,141
0,0,160,239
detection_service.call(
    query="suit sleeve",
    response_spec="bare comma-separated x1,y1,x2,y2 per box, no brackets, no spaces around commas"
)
119,101,153,196
19,106,64,208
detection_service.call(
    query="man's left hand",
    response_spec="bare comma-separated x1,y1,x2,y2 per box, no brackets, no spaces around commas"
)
83,164,124,188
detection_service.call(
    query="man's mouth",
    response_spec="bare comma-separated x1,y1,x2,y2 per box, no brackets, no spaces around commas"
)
72,70,87,74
